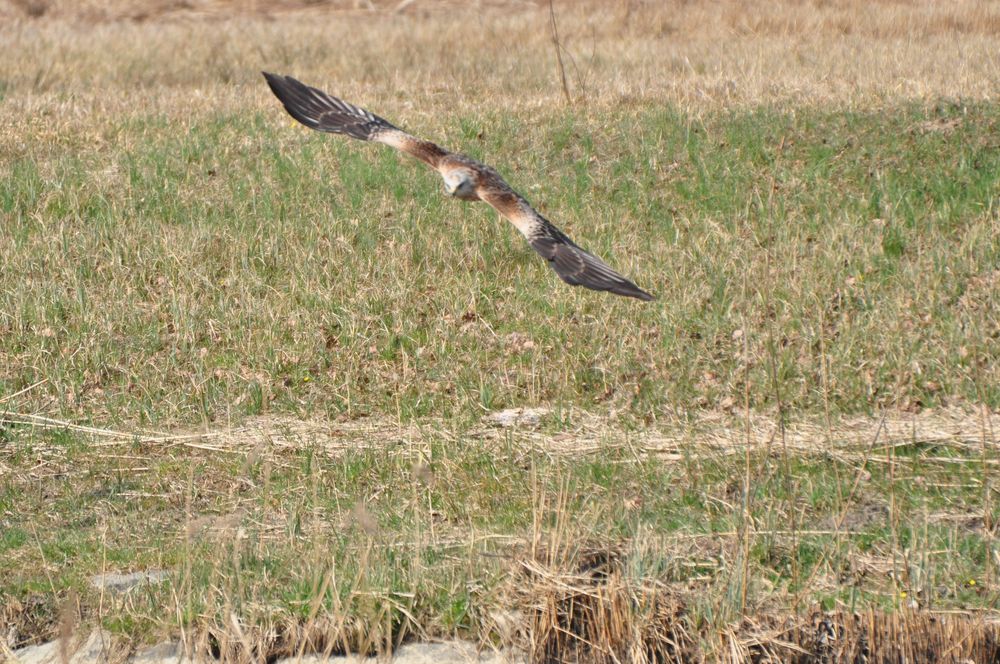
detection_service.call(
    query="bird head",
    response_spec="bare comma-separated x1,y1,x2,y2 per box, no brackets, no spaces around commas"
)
443,169,477,200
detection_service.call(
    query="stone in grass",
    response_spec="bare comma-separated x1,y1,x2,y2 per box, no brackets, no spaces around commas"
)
388,642,521,664
129,641,199,663
89,570,169,594
485,408,550,429
276,641,524,663
14,629,111,664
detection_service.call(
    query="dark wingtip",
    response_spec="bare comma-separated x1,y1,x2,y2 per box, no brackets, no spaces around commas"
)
619,285,655,301
262,71,294,99
261,71,324,131
261,71,286,100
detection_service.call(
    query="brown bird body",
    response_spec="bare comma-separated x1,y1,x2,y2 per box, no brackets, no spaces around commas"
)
263,72,654,301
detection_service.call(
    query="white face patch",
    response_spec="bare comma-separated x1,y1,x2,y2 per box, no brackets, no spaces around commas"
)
443,170,477,200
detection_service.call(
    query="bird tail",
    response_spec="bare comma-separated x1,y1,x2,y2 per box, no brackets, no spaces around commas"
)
262,72,397,141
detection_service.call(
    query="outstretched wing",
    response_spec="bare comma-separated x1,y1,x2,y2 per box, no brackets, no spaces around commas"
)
262,72,450,169
477,184,655,301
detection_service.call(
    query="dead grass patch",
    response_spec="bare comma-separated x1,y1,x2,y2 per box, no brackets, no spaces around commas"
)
468,406,998,463
514,541,1000,663
6,405,994,463
3,0,1000,118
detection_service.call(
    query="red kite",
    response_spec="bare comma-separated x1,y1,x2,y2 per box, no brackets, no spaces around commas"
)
263,73,653,301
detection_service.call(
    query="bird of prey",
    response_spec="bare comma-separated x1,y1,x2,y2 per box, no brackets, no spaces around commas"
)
262,72,654,301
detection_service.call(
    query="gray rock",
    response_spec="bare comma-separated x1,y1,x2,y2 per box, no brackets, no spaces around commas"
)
389,642,520,663
16,637,521,664
89,570,169,594
129,641,197,663
13,630,112,664
274,641,523,663
11,640,59,664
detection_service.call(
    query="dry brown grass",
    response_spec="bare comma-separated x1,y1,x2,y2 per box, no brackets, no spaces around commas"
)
516,541,1000,663
2,0,1000,128
3,405,999,660
4,405,993,463
3,2,999,660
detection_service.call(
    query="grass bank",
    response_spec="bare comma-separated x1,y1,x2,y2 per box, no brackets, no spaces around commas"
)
1,1,999,660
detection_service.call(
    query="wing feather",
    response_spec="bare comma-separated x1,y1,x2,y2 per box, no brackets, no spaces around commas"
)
262,72,449,168
478,184,654,301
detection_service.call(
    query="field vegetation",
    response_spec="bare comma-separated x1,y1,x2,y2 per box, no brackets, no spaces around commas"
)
1,0,999,660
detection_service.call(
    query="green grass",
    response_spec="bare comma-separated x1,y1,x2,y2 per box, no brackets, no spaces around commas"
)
2,102,997,427
2,92,999,655
1,418,997,651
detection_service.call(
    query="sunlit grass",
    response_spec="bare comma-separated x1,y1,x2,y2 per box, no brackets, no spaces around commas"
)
2,103,997,427
2,416,997,654
1,1,999,657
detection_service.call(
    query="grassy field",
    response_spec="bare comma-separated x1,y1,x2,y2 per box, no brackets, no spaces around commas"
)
2,0,1000,661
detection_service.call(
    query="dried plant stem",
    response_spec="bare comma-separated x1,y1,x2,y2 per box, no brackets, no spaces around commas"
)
979,396,996,588
740,272,752,616
889,436,901,602
548,0,572,105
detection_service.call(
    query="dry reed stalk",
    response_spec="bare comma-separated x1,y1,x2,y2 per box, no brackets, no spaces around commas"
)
547,0,571,106
510,540,1000,663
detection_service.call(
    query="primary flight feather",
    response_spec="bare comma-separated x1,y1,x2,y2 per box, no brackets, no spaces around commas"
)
262,72,654,301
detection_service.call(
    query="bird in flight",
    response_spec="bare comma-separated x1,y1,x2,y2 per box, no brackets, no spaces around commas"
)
262,72,654,301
